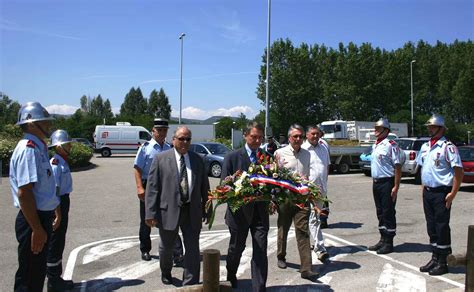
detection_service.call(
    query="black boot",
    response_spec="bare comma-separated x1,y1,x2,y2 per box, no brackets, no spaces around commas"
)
419,253,437,272
368,236,384,251
47,277,75,292
429,254,448,275
376,237,393,254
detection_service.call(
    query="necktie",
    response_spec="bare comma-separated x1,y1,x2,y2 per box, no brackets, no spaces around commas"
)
179,155,189,203
250,151,257,164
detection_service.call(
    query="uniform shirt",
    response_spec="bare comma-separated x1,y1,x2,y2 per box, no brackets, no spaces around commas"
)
134,139,171,179
173,148,193,200
302,140,330,194
416,136,463,188
319,139,330,154
50,153,73,196
274,144,310,178
371,138,401,178
9,133,59,211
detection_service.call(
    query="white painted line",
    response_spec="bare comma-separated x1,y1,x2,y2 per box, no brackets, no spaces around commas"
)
82,239,139,264
322,232,465,289
376,263,426,292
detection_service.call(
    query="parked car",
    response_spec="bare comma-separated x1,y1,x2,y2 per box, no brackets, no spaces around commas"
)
359,148,372,176
189,142,230,178
395,137,430,184
459,146,474,183
72,138,94,149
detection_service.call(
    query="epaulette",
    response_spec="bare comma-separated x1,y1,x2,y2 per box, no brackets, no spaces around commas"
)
143,141,149,146
52,158,59,165
389,140,397,145
26,140,36,148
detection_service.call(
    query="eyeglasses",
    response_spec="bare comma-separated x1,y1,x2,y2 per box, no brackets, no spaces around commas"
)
176,137,191,142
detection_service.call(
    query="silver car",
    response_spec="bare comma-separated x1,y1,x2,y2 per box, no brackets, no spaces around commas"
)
395,137,430,184
190,142,230,178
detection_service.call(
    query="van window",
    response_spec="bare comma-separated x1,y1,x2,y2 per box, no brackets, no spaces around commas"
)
139,131,151,141
122,131,137,140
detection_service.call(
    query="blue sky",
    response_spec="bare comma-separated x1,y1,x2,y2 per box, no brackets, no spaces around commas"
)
1,0,472,120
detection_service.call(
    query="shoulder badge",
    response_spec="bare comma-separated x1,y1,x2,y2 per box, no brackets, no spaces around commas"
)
389,140,396,145
52,158,59,165
143,141,149,147
26,140,36,148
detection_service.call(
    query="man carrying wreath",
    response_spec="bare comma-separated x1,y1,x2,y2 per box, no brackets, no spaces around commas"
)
222,122,269,292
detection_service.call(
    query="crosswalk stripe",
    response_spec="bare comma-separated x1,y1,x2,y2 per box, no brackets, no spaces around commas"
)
376,263,426,292
82,239,139,264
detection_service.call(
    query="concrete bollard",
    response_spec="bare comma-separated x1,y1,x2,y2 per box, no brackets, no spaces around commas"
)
203,249,221,292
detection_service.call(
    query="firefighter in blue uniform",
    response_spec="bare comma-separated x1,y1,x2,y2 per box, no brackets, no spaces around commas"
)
9,102,60,291
47,130,75,291
369,118,402,254
416,115,464,275
133,118,183,264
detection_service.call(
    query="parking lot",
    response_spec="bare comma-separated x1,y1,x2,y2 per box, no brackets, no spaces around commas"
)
0,155,472,291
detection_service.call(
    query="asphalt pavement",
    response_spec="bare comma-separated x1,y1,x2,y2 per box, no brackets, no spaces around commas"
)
0,155,472,291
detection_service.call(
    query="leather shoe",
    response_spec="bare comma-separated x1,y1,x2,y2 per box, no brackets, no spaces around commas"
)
277,259,287,269
141,252,151,261
320,221,328,229
227,274,237,288
428,263,448,275
420,258,437,273
161,273,173,285
301,271,319,281
318,251,330,262
47,278,74,291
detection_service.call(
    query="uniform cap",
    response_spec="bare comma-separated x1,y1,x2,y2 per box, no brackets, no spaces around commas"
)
49,129,72,147
425,114,446,128
374,118,390,129
16,102,55,125
153,118,169,128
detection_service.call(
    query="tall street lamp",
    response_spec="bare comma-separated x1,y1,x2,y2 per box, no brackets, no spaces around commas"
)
265,0,271,138
179,33,186,124
410,59,416,136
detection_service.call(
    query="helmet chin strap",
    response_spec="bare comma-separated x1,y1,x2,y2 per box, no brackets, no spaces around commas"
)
430,126,442,138
59,144,70,156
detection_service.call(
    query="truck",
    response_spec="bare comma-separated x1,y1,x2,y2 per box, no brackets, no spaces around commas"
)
320,120,408,141
327,143,371,174
93,123,151,157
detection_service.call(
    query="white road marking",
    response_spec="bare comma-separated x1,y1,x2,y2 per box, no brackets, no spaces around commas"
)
376,263,426,292
82,239,139,264
323,232,465,289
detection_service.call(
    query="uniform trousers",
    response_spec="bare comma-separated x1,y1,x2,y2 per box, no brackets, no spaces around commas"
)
372,177,396,238
15,210,54,292
47,194,70,280
277,202,312,273
226,206,268,292
423,186,452,255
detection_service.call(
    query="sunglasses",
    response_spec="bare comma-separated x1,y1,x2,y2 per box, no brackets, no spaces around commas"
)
176,137,192,142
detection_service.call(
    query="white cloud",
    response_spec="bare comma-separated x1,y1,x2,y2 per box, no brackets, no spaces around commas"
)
172,105,257,120
46,104,79,115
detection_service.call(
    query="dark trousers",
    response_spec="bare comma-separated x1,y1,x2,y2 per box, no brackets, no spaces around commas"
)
158,205,201,285
226,208,269,292
423,186,452,255
277,202,312,273
47,194,70,280
15,210,54,292
139,198,183,259
372,177,396,238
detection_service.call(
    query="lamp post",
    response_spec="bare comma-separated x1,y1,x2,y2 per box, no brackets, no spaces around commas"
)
410,59,416,136
179,33,186,124
468,130,471,145
265,0,271,138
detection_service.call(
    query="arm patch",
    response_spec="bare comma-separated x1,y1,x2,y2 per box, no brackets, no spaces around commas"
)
26,140,36,148
52,158,59,165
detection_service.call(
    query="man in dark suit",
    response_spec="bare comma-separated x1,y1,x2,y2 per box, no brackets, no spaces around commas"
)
145,126,210,286
222,122,269,292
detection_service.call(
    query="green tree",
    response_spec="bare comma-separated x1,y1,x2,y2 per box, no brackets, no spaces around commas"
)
148,88,171,119
120,87,147,116
215,117,235,139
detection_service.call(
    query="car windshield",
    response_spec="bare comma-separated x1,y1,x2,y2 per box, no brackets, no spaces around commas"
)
459,147,474,162
204,143,230,155
396,139,414,150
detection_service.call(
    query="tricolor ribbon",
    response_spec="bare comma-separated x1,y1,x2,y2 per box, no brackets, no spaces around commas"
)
249,174,310,195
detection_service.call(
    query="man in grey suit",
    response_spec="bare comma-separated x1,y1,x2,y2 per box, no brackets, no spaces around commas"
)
222,122,269,291
145,126,210,286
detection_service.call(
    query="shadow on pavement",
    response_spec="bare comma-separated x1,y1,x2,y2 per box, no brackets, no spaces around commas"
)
394,242,432,253
71,163,97,172
234,279,334,291
74,278,145,291
327,222,363,229
460,184,474,192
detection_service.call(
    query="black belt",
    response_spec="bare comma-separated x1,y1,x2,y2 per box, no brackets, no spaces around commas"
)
424,186,451,192
373,177,394,183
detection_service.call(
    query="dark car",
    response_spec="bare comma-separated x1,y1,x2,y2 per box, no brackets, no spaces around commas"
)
190,142,230,178
359,147,372,177
72,138,94,149
459,146,474,183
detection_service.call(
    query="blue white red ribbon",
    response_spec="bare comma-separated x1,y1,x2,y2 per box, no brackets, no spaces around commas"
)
249,174,310,195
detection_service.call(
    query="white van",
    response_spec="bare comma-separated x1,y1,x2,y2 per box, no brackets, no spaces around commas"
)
93,123,152,157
